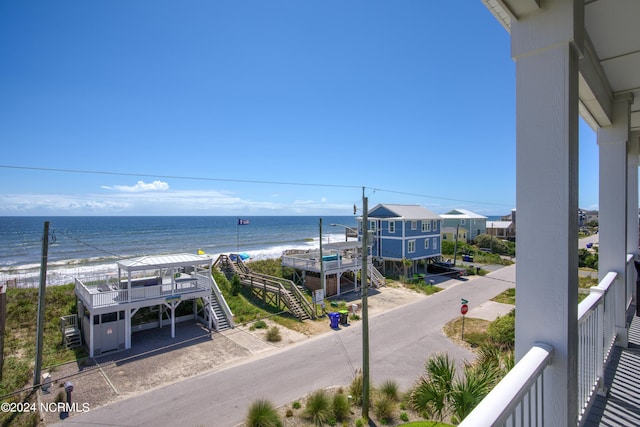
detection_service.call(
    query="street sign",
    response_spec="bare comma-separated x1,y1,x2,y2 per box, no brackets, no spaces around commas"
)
461,304,469,315
461,298,468,304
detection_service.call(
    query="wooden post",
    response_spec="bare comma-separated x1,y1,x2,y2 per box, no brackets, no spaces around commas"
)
34,221,50,388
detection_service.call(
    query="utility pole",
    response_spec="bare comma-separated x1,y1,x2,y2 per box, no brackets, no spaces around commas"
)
0,283,6,381
34,221,49,388
453,223,460,265
361,188,370,421
319,218,325,301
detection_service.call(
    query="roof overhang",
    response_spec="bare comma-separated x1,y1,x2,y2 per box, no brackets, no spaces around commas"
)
117,253,214,272
482,0,640,134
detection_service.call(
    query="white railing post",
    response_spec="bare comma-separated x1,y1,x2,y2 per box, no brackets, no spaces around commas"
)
459,343,553,427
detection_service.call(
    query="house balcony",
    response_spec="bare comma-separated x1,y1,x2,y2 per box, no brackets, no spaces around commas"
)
75,272,212,312
463,1,640,425
460,255,639,426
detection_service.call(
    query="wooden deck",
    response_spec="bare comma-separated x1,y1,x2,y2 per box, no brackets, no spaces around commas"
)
584,309,640,426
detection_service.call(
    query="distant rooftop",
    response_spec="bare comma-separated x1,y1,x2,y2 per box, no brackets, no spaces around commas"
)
441,208,488,219
366,203,441,220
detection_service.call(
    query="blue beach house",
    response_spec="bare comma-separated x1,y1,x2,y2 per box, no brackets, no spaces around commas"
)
358,204,442,276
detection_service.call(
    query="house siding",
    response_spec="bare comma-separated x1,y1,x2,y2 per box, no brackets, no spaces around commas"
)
440,209,488,243
363,204,442,262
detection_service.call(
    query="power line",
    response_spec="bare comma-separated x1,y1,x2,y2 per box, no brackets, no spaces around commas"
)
0,164,512,208
0,164,360,190
53,228,126,260
370,187,512,207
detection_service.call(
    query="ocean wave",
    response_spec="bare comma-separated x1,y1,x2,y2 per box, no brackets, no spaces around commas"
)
0,217,357,287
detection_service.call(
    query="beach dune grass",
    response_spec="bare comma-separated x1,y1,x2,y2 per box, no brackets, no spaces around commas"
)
1,283,87,425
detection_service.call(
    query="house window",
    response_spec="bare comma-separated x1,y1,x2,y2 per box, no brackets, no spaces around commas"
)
411,220,417,230
102,312,118,323
369,220,376,231
461,219,466,225
434,221,439,231
425,238,430,249
422,221,431,232
408,240,416,253
388,221,395,233
433,237,438,250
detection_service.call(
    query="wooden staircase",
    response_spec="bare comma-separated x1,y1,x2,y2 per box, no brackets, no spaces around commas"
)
210,292,232,331
60,314,82,349
214,254,315,321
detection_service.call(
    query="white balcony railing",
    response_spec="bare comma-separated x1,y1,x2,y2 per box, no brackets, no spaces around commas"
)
461,255,634,426
76,274,211,309
459,343,553,427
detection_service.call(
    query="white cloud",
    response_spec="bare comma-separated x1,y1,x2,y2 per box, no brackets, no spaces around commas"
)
0,187,356,216
102,180,170,192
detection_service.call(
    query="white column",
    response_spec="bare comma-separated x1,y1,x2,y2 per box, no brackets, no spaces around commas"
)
89,318,94,357
125,309,131,350
126,307,140,350
627,133,639,252
598,96,632,346
630,132,640,307
511,2,581,425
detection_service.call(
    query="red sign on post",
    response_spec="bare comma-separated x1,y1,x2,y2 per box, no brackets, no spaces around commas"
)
460,304,469,315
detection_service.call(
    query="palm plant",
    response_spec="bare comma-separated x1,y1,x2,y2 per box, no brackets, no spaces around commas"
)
402,258,413,280
410,353,456,421
246,399,281,427
450,363,499,424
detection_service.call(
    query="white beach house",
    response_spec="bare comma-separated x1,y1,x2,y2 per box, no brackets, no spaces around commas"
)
72,253,233,357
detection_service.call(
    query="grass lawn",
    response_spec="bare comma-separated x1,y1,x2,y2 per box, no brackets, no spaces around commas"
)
492,288,515,305
442,316,492,348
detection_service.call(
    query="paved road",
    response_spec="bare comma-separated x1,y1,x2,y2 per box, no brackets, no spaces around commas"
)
57,265,516,427
579,233,599,249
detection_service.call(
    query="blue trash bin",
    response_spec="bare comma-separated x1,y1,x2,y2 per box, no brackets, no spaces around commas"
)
329,312,340,329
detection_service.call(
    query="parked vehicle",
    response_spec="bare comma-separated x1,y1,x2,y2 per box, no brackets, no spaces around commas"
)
427,261,467,279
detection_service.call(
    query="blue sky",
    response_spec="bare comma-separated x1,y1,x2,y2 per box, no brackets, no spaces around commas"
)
0,1,599,217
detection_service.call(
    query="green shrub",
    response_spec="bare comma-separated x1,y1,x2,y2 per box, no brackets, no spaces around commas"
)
231,274,242,296
373,395,397,423
379,379,400,402
400,411,409,422
332,392,350,422
265,326,282,342
292,401,301,409
578,248,598,269
303,390,332,426
355,419,364,427
246,399,281,427
254,320,267,329
349,371,364,406
487,309,515,349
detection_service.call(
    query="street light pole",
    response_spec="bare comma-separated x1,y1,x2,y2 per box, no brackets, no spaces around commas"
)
361,189,370,421
329,223,357,242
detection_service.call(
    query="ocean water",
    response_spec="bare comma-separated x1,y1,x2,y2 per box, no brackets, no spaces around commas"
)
0,216,357,287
